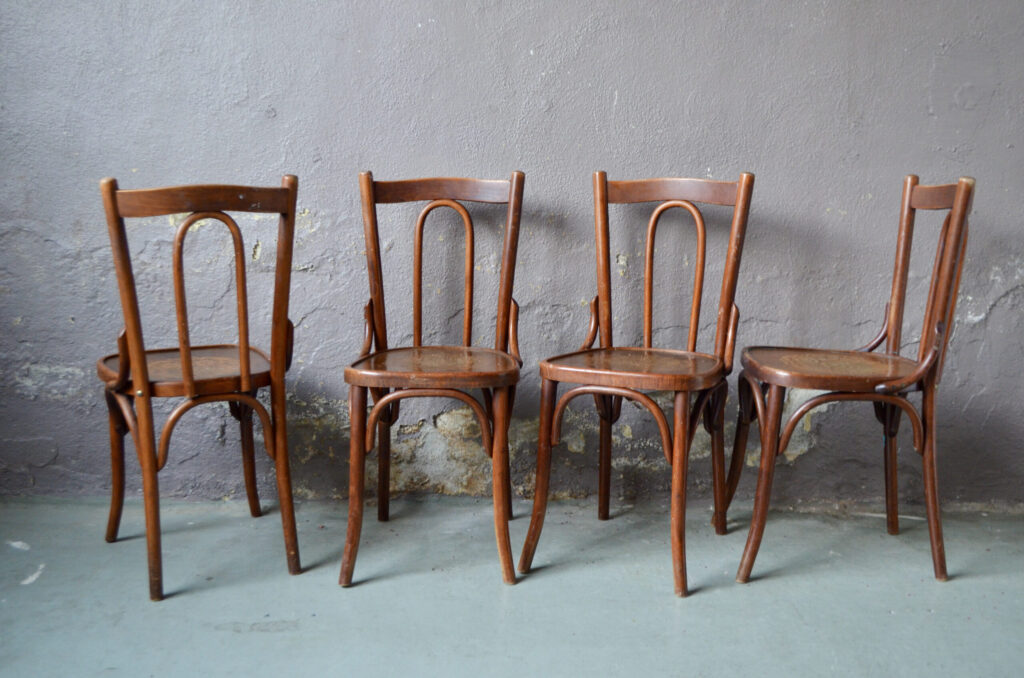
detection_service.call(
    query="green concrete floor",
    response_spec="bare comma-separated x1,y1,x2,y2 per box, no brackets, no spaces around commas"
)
1,494,1021,677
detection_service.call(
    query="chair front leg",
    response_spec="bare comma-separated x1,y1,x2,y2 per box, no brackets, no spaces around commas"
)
104,391,128,543
491,386,516,584
519,378,557,573
670,391,692,597
340,386,368,587
134,398,163,601
736,383,785,584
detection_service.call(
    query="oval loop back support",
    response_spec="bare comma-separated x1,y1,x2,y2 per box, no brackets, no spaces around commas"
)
359,171,524,357
593,171,753,364
643,200,706,350
173,211,251,397
413,199,475,347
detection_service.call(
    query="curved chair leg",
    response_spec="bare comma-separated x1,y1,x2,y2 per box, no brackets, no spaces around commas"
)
491,386,516,584
505,385,516,520
874,402,901,535
134,399,163,601
340,386,368,586
598,416,613,520
104,391,127,543
504,466,514,520
736,383,785,584
271,386,301,576
670,391,691,597
377,419,391,522
707,387,728,535
519,378,557,573
724,377,756,511
921,384,948,581
230,401,262,518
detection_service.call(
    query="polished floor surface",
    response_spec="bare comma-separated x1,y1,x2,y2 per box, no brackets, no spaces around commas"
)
1,494,1022,677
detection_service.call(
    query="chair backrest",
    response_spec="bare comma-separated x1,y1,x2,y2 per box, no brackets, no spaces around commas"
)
100,176,298,398
885,175,975,380
593,171,755,368
358,171,525,353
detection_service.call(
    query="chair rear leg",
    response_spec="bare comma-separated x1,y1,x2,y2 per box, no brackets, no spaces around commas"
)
505,386,516,519
710,416,728,535
231,402,262,518
737,383,785,584
377,420,391,522
598,417,612,520
340,386,368,586
921,385,948,581
884,433,900,535
104,392,127,543
708,388,728,535
491,387,516,584
519,378,557,573
725,378,756,510
670,391,691,597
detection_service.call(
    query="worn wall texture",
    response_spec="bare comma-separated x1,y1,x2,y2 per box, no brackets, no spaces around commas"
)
1,1,1022,509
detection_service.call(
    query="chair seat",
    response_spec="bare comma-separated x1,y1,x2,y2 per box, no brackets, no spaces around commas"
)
540,347,724,391
345,346,520,389
97,344,272,397
741,346,921,392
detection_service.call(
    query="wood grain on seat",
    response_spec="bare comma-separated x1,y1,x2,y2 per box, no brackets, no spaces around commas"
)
346,346,519,389
98,345,272,397
542,347,722,391
741,347,919,392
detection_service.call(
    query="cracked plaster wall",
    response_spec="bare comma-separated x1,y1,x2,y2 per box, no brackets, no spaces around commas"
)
2,1,1023,509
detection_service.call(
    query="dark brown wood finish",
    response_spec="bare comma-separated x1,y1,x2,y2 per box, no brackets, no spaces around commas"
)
519,170,755,596
340,171,525,587
725,175,975,584
96,176,301,601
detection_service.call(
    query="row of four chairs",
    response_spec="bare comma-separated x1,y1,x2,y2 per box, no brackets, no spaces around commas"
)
97,170,974,600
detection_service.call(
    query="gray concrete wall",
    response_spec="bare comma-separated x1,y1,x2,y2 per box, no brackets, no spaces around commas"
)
2,1,1022,508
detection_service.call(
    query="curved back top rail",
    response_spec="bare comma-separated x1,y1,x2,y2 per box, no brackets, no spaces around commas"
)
114,184,292,217
885,176,974,381
359,171,525,354
373,177,513,204
593,171,755,364
100,176,298,397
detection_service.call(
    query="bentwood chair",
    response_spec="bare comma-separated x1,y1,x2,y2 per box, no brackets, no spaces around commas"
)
96,177,301,600
725,175,975,583
519,171,755,596
340,171,525,586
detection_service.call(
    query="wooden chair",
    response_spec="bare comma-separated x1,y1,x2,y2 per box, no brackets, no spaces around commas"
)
96,177,301,600
340,171,525,586
518,171,755,596
725,175,975,583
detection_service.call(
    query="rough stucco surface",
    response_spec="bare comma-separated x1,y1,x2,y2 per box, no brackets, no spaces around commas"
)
1,1,1022,508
